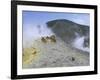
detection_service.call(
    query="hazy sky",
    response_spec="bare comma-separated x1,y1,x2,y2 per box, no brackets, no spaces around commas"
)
23,11,90,27
22,11,90,44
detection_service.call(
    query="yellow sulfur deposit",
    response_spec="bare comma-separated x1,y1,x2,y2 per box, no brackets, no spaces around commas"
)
22,47,38,66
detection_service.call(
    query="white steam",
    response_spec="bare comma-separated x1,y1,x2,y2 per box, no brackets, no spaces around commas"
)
23,24,54,47
72,33,89,52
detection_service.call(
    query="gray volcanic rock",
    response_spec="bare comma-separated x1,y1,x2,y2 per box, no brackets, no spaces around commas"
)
23,38,89,68
47,19,89,49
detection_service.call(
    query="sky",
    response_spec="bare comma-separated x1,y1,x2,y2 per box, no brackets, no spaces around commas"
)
23,11,90,27
22,11,90,45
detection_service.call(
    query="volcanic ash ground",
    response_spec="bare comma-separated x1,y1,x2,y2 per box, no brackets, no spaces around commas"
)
22,36,89,69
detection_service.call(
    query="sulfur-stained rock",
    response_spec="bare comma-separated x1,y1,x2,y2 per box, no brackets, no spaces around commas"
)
22,47,38,67
41,37,47,43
